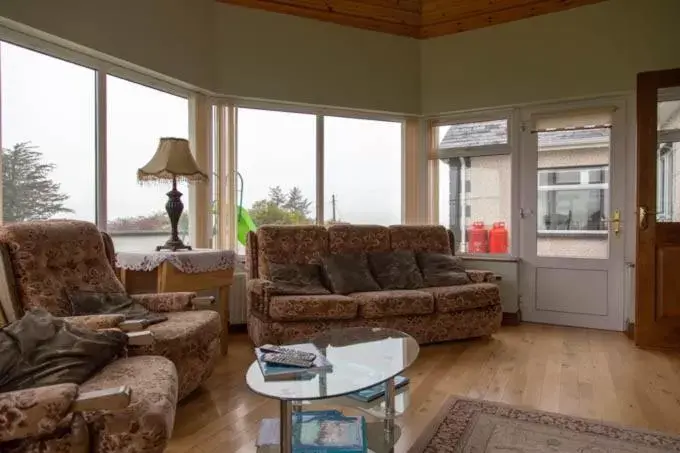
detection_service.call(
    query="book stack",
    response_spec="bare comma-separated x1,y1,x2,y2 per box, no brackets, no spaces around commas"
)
257,410,367,453
255,343,333,380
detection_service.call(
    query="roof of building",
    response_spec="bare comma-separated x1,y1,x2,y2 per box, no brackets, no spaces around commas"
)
439,121,610,150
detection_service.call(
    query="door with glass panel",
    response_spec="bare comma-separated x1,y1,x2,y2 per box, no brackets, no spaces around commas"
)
636,69,680,348
520,104,626,330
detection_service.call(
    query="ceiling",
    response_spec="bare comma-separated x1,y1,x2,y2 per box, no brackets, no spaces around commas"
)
217,0,607,38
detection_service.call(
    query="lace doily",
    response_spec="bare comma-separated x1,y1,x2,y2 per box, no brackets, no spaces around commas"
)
116,249,236,274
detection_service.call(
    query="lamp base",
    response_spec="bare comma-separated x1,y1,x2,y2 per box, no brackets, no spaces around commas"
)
156,240,192,252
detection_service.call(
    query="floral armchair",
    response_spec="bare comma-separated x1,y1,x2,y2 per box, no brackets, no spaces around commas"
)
0,220,221,400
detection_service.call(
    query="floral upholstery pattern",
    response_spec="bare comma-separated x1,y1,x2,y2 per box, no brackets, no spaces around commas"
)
328,225,390,254
269,295,357,321
130,292,196,313
248,304,502,346
131,311,220,400
79,355,177,453
0,383,78,442
247,279,275,316
351,290,434,319
0,220,126,317
466,269,497,283
61,314,126,330
256,225,329,279
422,283,499,313
368,251,424,290
389,225,451,254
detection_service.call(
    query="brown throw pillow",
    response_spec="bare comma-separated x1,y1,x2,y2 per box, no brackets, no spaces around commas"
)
368,251,424,290
0,309,128,392
417,252,470,287
67,291,167,327
268,262,330,295
321,253,380,295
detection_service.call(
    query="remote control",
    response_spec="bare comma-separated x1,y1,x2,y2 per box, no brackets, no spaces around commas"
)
259,344,316,362
262,352,314,368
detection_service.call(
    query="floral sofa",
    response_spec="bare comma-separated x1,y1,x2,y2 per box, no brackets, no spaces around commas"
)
246,224,502,345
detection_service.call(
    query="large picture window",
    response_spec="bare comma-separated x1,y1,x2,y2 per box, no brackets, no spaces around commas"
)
0,41,96,223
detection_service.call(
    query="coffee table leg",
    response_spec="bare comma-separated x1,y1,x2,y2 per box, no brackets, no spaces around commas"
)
384,378,396,448
280,400,293,453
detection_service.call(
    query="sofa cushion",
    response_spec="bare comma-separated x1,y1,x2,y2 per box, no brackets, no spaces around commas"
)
350,290,434,319
368,251,423,290
389,225,451,254
321,253,380,294
328,224,391,254
256,225,329,279
268,262,330,295
422,283,499,313
417,252,470,287
268,295,357,321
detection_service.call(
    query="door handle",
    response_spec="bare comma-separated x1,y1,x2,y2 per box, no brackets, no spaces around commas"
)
602,209,621,237
639,206,656,231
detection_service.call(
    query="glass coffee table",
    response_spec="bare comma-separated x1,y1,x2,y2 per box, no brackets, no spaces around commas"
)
245,327,420,453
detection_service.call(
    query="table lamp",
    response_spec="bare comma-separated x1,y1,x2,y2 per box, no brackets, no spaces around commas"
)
138,137,208,251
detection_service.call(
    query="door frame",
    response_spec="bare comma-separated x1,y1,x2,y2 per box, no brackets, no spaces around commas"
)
519,96,629,331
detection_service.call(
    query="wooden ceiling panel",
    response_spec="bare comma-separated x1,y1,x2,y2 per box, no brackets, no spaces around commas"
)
217,0,608,38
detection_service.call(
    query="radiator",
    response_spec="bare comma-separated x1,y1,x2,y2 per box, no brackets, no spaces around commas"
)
229,272,248,325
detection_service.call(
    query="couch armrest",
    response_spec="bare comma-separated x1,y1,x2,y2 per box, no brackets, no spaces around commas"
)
130,292,197,312
466,269,497,283
0,383,79,442
247,278,274,317
62,314,126,330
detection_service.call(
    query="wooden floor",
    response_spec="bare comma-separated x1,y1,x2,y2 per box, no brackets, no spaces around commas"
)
167,324,680,453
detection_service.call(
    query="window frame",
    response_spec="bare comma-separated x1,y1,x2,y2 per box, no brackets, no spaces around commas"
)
428,109,518,257
537,165,609,237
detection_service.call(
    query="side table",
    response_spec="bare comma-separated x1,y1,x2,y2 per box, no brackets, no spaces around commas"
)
116,249,236,355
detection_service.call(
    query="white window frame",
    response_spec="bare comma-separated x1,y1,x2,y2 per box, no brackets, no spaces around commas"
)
429,109,519,257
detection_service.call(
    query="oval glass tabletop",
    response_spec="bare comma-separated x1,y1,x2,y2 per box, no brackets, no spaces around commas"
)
245,327,420,401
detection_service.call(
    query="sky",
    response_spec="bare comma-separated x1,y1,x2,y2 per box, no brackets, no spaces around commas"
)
1,41,403,229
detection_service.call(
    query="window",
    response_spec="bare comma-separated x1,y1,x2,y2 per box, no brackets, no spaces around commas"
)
1,41,96,223
432,116,512,255
656,90,680,222
236,108,316,253
537,166,608,233
106,75,190,252
324,116,402,225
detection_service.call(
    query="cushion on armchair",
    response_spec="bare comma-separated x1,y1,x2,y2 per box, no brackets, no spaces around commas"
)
417,252,470,287
268,262,330,295
67,290,167,327
368,251,423,290
0,309,128,393
321,253,380,295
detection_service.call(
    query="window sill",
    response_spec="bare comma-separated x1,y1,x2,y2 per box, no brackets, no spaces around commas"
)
459,254,519,263
537,231,607,239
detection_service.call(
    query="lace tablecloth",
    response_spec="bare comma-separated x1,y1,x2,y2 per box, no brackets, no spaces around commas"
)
116,249,236,274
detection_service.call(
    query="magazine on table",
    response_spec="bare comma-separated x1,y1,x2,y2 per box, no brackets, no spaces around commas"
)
346,375,409,403
255,343,333,379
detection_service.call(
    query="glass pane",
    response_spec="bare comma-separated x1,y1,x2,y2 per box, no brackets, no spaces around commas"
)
437,119,508,149
324,117,402,225
656,142,680,222
237,108,316,255
536,128,610,259
658,99,680,130
439,154,511,255
106,75,190,252
1,42,96,223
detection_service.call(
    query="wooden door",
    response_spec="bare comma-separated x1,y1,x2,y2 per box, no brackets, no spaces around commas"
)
636,68,680,348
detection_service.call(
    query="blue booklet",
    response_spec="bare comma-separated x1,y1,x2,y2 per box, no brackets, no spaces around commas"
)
346,375,409,403
257,410,367,453
255,343,333,379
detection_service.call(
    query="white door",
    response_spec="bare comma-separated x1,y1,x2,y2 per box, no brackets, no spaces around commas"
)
519,101,626,331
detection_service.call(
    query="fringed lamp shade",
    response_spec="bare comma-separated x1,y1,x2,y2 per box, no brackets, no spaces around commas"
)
137,137,208,184
138,138,208,251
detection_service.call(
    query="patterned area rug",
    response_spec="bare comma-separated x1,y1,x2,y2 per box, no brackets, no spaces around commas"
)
408,398,680,453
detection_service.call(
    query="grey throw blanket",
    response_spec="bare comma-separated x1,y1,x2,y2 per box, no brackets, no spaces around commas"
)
0,309,128,392
67,291,167,327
